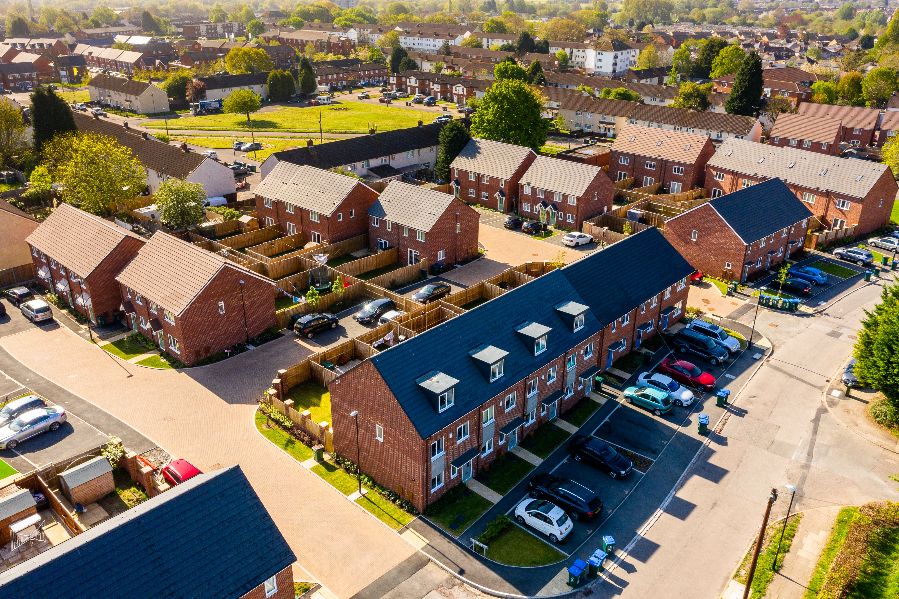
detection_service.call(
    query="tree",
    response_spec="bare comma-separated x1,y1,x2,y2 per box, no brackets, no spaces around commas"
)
555,49,569,68
668,43,694,83
470,79,548,150
835,2,856,21
526,60,546,85
516,31,536,55
267,70,296,102
672,82,711,111
541,18,586,42
389,47,409,74
693,37,729,79
763,96,795,119
636,44,663,69
710,45,746,78
494,60,528,81
224,90,262,145
155,179,206,230
40,133,146,216
837,71,864,106
209,5,228,23
224,47,273,74
247,19,266,38
862,67,897,107
0,99,28,168
854,284,899,409
398,57,418,72
377,30,402,53
6,15,29,37
483,17,508,33
859,34,875,50
298,57,317,96
882,134,899,177
90,5,122,26
186,79,206,103
435,120,471,181
31,87,76,154
229,5,256,24
724,51,763,116
461,36,483,48
811,80,838,104
162,72,192,105
599,87,641,101
141,11,165,35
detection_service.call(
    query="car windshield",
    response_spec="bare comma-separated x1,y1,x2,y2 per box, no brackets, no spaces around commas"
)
33,305,50,314
685,364,702,376
556,512,570,527
359,303,379,316
533,500,554,514
666,380,679,392
421,285,437,294
8,417,30,432
597,444,617,460
715,330,728,341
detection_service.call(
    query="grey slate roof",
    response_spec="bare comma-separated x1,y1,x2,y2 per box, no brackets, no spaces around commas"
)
59,456,112,490
256,163,370,216
450,138,536,180
368,181,455,232
88,74,156,97
0,466,295,599
0,488,35,521
707,138,890,199
519,156,604,198
704,178,813,243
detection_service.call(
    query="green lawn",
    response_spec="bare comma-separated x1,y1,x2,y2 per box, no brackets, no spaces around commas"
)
285,381,331,424
539,144,566,156
519,423,571,459
144,101,439,134
485,525,566,566
805,507,860,599
136,354,175,369
327,254,356,267
101,336,153,360
735,513,802,599
312,461,360,495
613,350,647,374
810,260,859,279
58,89,90,104
356,492,416,530
562,399,599,427
0,459,17,480
849,518,899,599
706,277,731,296
425,485,493,535
276,294,300,312
254,410,314,462
892,199,899,224
475,452,534,496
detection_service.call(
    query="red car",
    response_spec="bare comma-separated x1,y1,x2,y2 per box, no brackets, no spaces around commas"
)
690,271,704,284
658,357,716,391
161,459,202,486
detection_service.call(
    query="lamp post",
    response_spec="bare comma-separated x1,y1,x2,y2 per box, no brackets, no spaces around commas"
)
772,484,798,571
350,410,362,495
744,488,778,599
238,279,249,346
748,292,762,349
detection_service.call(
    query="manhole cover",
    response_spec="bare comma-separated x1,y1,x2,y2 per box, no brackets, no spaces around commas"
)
827,330,843,338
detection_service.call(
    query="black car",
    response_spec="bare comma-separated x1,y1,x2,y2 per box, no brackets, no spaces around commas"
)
521,221,543,235
671,328,729,366
0,301,5,318
293,313,338,338
504,215,523,230
842,359,859,388
568,435,633,479
353,298,396,324
779,278,812,296
412,282,452,303
4,286,32,306
528,473,604,520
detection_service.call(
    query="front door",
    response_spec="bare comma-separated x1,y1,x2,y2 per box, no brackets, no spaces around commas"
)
606,347,616,369
497,193,504,212
130,314,138,332
635,327,643,348
408,248,420,265
377,238,389,250
660,312,669,330
507,429,518,449
461,461,473,482
548,400,558,421
156,331,164,349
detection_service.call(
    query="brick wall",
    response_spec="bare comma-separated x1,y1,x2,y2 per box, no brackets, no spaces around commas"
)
69,471,115,505
610,140,714,193
452,153,536,213
239,565,294,599
254,185,378,244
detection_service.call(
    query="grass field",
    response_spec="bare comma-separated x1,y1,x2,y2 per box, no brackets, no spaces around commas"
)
136,354,175,369
892,200,899,224
475,452,534,496
356,493,416,530
0,459,17,480
144,101,439,134
810,260,859,279
312,461,360,495
520,423,570,459
562,399,599,427
57,89,90,104
101,336,152,361
426,485,493,535
485,525,566,566
254,410,314,462
805,507,860,598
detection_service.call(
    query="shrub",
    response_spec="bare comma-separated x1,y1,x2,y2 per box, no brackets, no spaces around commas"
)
101,436,127,468
869,396,899,430
478,514,512,544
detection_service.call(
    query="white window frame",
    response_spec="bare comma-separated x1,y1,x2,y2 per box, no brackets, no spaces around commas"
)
371,216,380,227
835,198,851,210
264,575,278,598
456,421,469,442
218,301,225,315
645,160,656,169
573,313,585,331
482,405,495,426
375,424,384,442
167,334,180,355
481,437,493,456
309,210,320,223
263,197,272,208
431,471,444,491
547,365,558,384
527,378,538,397
584,342,594,358
417,230,426,242
504,392,516,412
672,165,684,175
714,171,724,181
490,359,504,382
285,203,295,214
430,437,445,458
438,388,454,412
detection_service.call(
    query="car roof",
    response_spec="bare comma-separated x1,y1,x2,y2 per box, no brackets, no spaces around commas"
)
669,358,697,368
24,299,49,307
8,286,29,294
646,372,674,384
4,395,43,410
17,407,51,421
637,386,668,399
368,298,392,305
166,459,201,477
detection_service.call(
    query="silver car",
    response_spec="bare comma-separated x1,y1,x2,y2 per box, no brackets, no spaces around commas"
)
20,299,52,322
0,406,67,450
0,395,46,426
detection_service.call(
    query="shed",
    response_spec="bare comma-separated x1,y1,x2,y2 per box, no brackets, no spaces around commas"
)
58,457,114,506
0,488,37,543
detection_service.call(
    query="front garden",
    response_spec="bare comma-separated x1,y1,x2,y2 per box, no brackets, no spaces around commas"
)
519,423,571,459
475,515,566,567
425,485,492,535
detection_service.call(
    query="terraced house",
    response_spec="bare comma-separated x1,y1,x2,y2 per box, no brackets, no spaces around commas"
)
330,229,693,512
610,124,715,192
517,156,615,229
450,138,537,214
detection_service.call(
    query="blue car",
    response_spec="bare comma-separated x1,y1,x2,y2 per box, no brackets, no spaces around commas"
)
788,265,827,285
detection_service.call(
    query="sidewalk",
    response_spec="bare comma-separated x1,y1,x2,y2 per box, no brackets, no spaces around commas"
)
766,507,841,599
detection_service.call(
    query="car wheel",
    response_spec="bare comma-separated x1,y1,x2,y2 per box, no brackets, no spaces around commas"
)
626,396,633,403
569,511,580,521
676,400,683,407
516,515,525,525
49,422,60,431
573,453,582,462
858,260,864,266
549,534,560,544
306,332,314,339
654,409,662,416
609,471,618,479
710,357,719,365
7,440,17,450
330,322,337,329
676,345,687,354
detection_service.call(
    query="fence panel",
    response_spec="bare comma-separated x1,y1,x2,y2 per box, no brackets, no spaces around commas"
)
0,263,35,287
336,248,398,277
367,259,428,290
216,226,280,249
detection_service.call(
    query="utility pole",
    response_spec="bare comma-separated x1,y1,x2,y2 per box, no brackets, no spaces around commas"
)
773,484,797,571
743,488,778,599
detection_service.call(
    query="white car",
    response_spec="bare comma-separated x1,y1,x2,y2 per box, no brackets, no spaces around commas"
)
201,150,219,161
20,299,52,323
0,406,67,450
869,236,899,252
636,372,695,407
561,232,593,247
378,310,404,325
686,319,741,354
514,498,573,543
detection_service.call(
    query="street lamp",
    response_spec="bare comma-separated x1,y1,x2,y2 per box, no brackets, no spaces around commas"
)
748,292,762,349
772,484,798,571
744,488,778,599
350,410,362,495
238,279,249,346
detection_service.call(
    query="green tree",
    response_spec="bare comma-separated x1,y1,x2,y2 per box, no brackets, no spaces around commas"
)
854,284,899,409
835,2,856,20
389,47,409,74
672,81,711,111
555,49,569,68
162,72,192,105
636,43,662,69
377,30,402,53
763,96,795,119
526,60,546,85
710,45,746,78
461,36,483,48
141,11,166,35
837,71,864,106
247,19,266,38
881,134,899,177
494,60,528,81
6,15,29,37
435,120,471,181
90,5,122,26
724,51,763,116
693,37,729,79
858,34,875,50
483,17,508,33
599,87,641,101
209,5,228,23
298,57,317,96
305,286,320,307
516,31,536,55
540,17,585,42
862,67,897,107
229,5,256,24
470,79,548,150
811,80,838,104
224,90,262,145
41,133,146,216
267,70,296,102
155,179,206,229
224,47,273,74
0,99,28,168
668,43,694,83
31,86,76,154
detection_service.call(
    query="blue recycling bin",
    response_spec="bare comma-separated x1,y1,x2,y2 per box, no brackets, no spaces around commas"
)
698,413,710,435
568,559,587,587
715,388,730,407
588,551,606,577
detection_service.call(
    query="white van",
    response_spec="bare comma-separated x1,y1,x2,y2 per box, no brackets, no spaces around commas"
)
316,95,332,105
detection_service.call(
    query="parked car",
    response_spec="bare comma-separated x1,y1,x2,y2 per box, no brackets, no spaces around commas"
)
357,91,370,100
0,406,66,450
842,359,859,388
434,115,452,124
4,286,32,306
378,95,390,103
690,270,704,284
0,395,46,426
623,385,673,416
833,247,874,266
229,164,249,177
778,278,812,296
412,282,452,303
513,497,573,543
658,357,716,391
671,328,729,365
90,107,106,117
239,142,262,152
20,299,52,323
869,237,899,252
378,310,404,325
161,459,202,486
353,298,396,324
686,320,741,354
562,232,593,247
521,221,543,235
527,473,603,520
201,150,219,161
423,96,437,106
293,313,338,338
504,215,523,230
788,265,827,285
636,372,695,407
412,94,425,103
568,435,633,479
232,140,245,150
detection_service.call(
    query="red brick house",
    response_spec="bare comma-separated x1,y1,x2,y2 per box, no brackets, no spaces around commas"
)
706,138,897,235
329,229,692,512
27,204,145,325
665,178,812,282
796,102,879,147
450,138,537,213
116,232,276,366
368,181,480,266
517,156,614,230
768,113,841,155
713,66,818,106
875,110,899,147
610,124,715,193
255,163,379,244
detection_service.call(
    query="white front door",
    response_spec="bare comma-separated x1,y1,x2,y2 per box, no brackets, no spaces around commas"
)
408,249,420,265
669,181,682,194
461,461,473,481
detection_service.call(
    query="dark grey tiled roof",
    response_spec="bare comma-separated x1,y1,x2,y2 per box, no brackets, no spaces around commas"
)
705,178,813,243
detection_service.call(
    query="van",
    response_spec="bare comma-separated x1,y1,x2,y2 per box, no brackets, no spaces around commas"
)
686,320,741,354
316,95,332,105
672,328,729,365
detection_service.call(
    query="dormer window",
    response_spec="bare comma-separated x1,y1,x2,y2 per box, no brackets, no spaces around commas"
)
573,313,585,331
555,300,589,333
535,335,547,355
417,371,459,413
438,389,454,412
490,360,504,381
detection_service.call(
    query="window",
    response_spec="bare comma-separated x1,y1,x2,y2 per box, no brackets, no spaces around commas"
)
468,188,475,197
218,301,225,315
523,184,531,195
468,171,475,181
482,405,495,426
835,198,851,210
711,188,723,198
167,334,180,354
527,378,538,397
134,294,143,305
691,229,698,242
350,209,355,218
741,178,752,189
554,191,562,202
537,189,545,199
504,392,516,411
789,138,797,146
375,424,384,442
573,313,585,331
481,174,489,184
371,216,380,227
480,191,488,200
490,359,504,381
311,231,321,243
672,165,684,175
456,421,469,442
565,382,574,398
645,160,656,169
677,277,686,291
802,140,812,148
534,335,547,355
385,220,392,232
714,171,724,181
286,222,297,236
163,310,175,325
337,213,343,222
526,409,536,424
437,249,446,261
832,218,846,229
265,217,274,227
547,365,558,383
430,471,444,491
643,176,655,186
566,354,576,371
264,575,278,598
522,202,531,212
584,342,594,358
438,388,454,412
724,261,732,270
263,197,272,208
417,230,426,242
566,213,575,223
618,155,630,165
430,438,445,458
482,438,493,455
853,127,862,135
568,195,577,206
451,465,458,478
664,288,671,299
310,210,320,223
285,203,295,214
756,257,762,267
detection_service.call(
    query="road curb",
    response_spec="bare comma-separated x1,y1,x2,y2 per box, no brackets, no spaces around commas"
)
818,368,899,456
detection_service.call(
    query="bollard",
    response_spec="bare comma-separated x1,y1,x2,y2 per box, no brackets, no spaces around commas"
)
698,413,710,435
